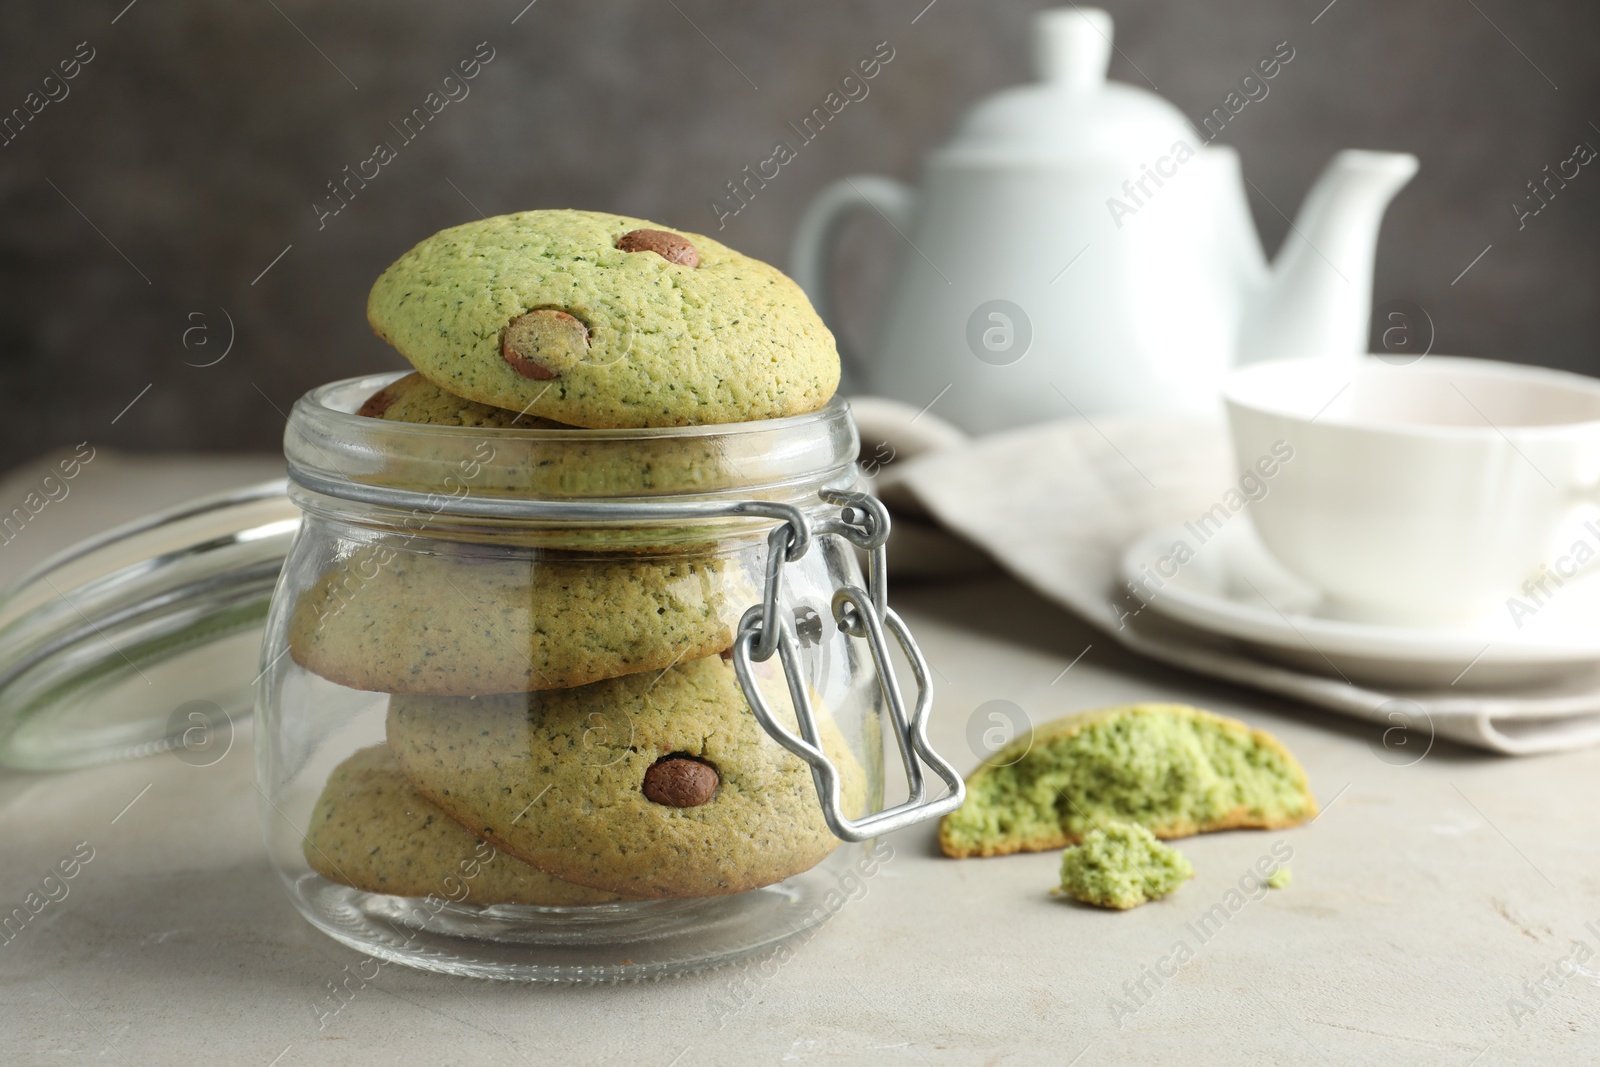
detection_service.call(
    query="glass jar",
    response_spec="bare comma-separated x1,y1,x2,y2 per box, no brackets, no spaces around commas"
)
256,374,963,982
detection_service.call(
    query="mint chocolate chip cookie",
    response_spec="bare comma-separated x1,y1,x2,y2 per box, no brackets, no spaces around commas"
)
358,371,569,428
366,209,840,428
352,372,735,511
304,745,629,906
386,655,868,899
287,544,750,696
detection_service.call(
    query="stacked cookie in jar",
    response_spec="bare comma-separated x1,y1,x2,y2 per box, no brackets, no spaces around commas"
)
258,210,957,980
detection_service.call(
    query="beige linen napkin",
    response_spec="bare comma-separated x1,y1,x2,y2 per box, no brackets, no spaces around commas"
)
866,406,1600,756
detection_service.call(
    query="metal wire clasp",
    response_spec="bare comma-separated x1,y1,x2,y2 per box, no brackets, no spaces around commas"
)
730,489,965,842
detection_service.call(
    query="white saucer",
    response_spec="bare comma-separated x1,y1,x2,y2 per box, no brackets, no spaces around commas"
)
1120,519,1600,689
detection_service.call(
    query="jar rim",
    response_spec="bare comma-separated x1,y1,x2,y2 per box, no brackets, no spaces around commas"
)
299,372,854,442
283,373,861,516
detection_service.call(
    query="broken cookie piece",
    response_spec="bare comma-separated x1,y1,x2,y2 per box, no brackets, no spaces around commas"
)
939,703,1317,858
1055,821,1194,910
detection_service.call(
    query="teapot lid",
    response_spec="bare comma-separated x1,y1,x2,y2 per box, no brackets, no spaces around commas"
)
935,8,1200,166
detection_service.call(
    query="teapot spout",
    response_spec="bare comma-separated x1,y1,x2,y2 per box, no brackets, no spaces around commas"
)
1238,149,1418,364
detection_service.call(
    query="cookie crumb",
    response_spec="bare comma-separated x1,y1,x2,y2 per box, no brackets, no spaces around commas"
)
1054,822,1194,910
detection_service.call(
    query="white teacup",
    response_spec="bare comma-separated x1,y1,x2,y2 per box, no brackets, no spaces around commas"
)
1223,355,1600,624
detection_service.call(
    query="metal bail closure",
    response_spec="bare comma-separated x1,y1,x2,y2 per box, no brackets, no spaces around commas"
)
731,493,966,842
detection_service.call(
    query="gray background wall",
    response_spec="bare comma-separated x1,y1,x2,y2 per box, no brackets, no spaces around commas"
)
2,0,1595,463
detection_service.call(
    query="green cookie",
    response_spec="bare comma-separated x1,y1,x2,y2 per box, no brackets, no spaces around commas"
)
358,371,570,428
351,372,738,513
367,209,839,428
288,544,752,696
940,704,1317,859
303,745,629,906
386,656,868,899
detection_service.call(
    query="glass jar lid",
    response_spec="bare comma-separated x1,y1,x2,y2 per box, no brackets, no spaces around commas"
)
0,480,299,770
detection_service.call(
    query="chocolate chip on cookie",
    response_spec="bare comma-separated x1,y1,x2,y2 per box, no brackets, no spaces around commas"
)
642,755,719,807
502,309,589,380
616,229,699,268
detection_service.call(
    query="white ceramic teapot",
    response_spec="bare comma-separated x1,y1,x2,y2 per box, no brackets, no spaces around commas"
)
792,7,1418,434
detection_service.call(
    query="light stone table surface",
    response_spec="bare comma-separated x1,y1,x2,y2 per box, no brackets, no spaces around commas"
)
2,452,1598,1066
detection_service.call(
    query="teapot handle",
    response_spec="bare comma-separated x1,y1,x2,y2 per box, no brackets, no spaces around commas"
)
791,176,916,385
